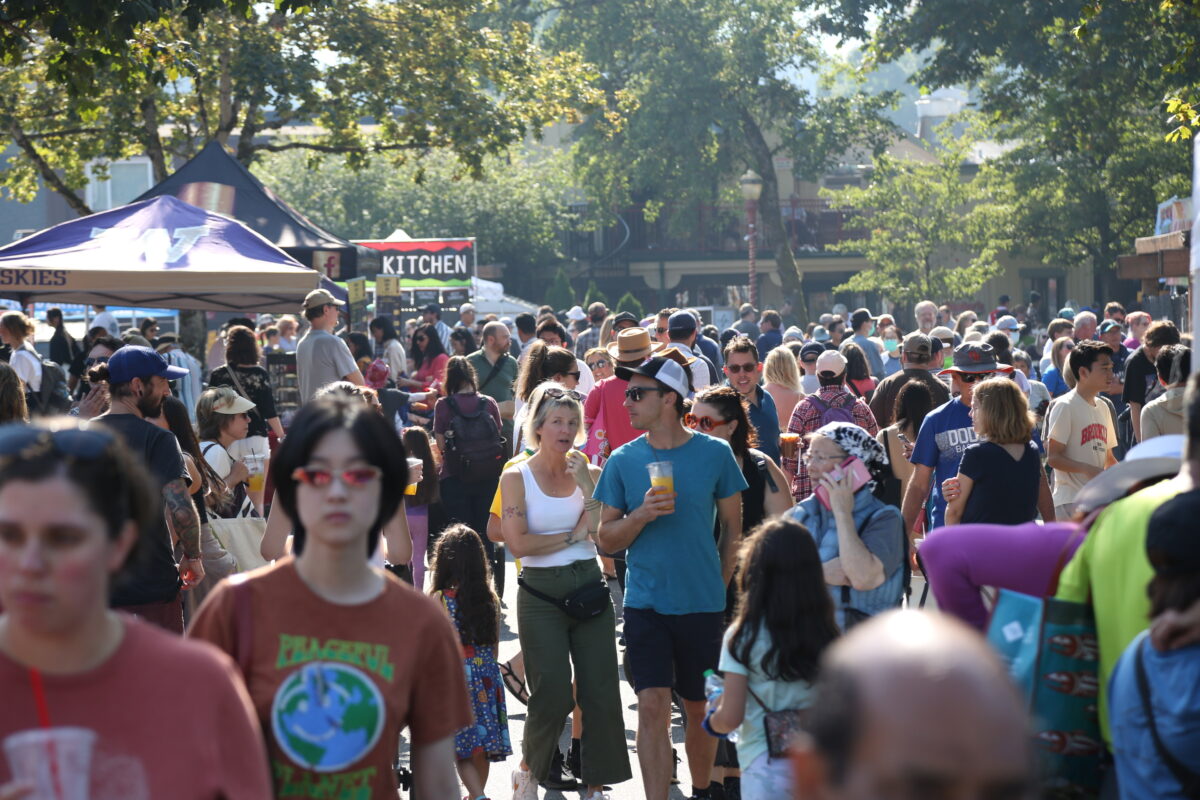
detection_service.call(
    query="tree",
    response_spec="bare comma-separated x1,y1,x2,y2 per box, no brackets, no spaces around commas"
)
584,280,609,308
254,146,579,294
535,0,896,327
823,128,1013,303
817,0,1196,301
615,291,645,320
0,0,599,214
545,267,575,312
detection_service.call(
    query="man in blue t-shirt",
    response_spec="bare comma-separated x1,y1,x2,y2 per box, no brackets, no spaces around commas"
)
595,356,747,800
903,342,1011,534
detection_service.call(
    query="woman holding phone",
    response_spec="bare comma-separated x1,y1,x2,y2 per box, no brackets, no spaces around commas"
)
784,422,906,630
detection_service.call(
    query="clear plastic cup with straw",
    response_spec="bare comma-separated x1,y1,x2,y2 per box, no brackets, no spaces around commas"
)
4,726,95,799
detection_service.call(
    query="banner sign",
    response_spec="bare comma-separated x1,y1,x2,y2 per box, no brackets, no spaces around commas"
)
355,238,475,286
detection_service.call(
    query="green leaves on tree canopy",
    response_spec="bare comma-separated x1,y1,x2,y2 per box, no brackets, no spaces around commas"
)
824,128,1013,303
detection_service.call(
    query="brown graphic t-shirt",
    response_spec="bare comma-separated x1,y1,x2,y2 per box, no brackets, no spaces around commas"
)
189,558,471,798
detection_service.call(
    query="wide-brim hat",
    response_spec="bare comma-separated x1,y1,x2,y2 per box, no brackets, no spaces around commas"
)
212,393,256,415
606,327,664,363
938,342,1014,375
660,345,697,367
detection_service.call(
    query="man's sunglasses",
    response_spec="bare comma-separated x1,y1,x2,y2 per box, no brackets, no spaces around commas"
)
291,465,382,488
624,386,668,402
656,327,668,335
725,363,759,374
685,413,727,432
84,355,109,368
958,372,995,384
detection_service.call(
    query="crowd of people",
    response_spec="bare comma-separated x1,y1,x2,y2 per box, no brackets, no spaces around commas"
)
0,289,1198,800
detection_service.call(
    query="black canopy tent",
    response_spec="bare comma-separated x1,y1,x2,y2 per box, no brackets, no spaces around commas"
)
136,141,379,279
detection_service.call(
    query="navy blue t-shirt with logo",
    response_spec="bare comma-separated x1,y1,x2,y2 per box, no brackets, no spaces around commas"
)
909,397,977,529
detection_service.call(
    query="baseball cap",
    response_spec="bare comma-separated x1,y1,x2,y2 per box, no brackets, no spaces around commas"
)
419,302,441,314
850,308,876,330
816,350,847,376
939,342,1014,376
783,326,804,342
994,315,1019,332
1147,489,1200,575
739,303,757,317
667,310,698,334
566,305,586,321
1098,319,1122,334
1057,306,1075,321
902,331,933,358
458,302,475,314
612,311,639,328
800,342,825,362
108,345,190,383
211,392,256,415
811,325,831,343
303,288,345,311
615,356,690,399
930,326,955,343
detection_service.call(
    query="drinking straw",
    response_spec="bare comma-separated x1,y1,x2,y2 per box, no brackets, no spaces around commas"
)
28,669,64,800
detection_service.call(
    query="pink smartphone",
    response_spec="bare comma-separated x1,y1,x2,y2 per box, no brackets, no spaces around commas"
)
815,456,872,510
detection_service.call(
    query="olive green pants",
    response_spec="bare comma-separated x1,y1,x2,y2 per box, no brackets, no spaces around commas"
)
517,559,632,787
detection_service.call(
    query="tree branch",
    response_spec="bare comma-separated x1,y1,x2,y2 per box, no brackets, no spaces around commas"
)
251,140,427,155
3,114,92,216
23,127,106,140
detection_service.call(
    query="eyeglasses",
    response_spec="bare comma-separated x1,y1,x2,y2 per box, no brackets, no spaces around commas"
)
566,371,581,380
685,413,727,432
83,355,109,368
958,372,994,384
725,363,759,374
291,466,382,488
586,361,609,371
624,386,668,402
655,327,668,334
803,451,843,466
0,426,116,461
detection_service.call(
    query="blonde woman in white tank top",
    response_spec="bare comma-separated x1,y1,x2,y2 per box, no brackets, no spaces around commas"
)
501,382,632,799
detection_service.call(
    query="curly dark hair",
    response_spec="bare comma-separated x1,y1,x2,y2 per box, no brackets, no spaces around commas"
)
223,325,261,367
429,524,499,647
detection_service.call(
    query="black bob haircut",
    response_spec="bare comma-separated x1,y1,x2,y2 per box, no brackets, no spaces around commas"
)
270,396,408,557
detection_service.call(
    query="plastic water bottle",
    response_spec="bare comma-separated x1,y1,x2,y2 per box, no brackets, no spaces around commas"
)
702,670,739,743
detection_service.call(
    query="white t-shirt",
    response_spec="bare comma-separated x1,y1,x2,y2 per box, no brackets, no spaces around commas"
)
1046,389,1116,506
10,345,41,393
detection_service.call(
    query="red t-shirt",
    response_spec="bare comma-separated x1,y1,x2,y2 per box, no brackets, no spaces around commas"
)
188,559,471,798
0,616,271,798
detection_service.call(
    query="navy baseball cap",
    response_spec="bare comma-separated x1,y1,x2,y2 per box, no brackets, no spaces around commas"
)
108,345,189,383
667,310,698,334
800,342,825,361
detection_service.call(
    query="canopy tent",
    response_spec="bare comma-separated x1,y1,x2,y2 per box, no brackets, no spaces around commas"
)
136,141,378,279
0,195,322,313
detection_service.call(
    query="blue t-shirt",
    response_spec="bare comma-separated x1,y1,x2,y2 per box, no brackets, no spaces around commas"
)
746,385,780,464
852,333,885,378
755,329,782,361
1043,366,1069,397
594,431,748,614
910,397,978,529
1109,632,1200,799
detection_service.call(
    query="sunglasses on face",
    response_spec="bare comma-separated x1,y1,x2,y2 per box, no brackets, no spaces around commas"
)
84,355,109,368
725,363,759,374
587,361,609,371
566,371,581,380
624,386,668,402
685,413,727,432
958,372,994,384
291,465,382,488
413,336,427,343
656,327,668,334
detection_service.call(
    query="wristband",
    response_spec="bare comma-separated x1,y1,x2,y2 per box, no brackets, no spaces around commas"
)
701,708,728,740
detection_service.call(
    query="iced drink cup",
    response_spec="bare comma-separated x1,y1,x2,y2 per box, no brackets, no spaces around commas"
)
245,454,266,493
4,727,95,800
780,432,800,460
647,461,675,514
405,457,423,495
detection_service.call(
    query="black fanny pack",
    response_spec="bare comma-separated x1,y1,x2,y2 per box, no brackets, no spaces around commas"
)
518,576,611,620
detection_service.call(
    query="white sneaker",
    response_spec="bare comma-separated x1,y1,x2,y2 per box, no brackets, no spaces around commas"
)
511,768,539,800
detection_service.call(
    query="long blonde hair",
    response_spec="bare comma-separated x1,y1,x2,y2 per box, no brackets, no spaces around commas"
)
763,346,801,392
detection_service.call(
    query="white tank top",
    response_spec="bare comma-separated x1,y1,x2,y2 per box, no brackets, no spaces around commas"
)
517,461,597,568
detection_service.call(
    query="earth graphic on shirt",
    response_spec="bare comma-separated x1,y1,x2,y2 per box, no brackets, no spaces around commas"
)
271,662,384,772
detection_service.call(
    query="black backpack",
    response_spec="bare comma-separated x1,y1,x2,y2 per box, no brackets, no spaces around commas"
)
443,394,505,484
22,348,71,416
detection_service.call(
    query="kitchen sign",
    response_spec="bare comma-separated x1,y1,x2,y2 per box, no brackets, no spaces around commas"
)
355,238,475,285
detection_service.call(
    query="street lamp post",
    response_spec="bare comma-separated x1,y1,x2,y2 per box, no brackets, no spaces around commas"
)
739,169,764,310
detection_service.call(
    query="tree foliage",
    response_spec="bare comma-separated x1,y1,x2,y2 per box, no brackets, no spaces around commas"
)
545,266,575,312
584,280,609,308
533,0,896,325
0,0,599,214
824,128,1012,303
254,147,578,292
615,291,645,320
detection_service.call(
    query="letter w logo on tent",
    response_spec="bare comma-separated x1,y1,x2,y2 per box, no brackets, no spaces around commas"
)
90,225,209,267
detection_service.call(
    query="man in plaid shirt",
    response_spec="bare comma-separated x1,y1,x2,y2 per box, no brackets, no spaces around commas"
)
573,301,608,357
785,349,878,500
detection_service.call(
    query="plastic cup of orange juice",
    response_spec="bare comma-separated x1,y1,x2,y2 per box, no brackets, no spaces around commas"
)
405,457,422,495
647,461,675,514
245,454,266,493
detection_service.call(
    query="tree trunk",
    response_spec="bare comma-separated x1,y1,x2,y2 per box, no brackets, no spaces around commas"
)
139,96,170,182
739,108,809,327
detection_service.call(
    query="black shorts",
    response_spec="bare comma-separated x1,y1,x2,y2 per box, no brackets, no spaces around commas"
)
623,607,724,702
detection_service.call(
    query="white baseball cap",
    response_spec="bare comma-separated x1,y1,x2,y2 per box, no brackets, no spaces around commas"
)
815,350,848,376
615,356,691,400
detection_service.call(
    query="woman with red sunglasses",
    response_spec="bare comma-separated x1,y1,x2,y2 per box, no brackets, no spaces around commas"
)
190,397,470,799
